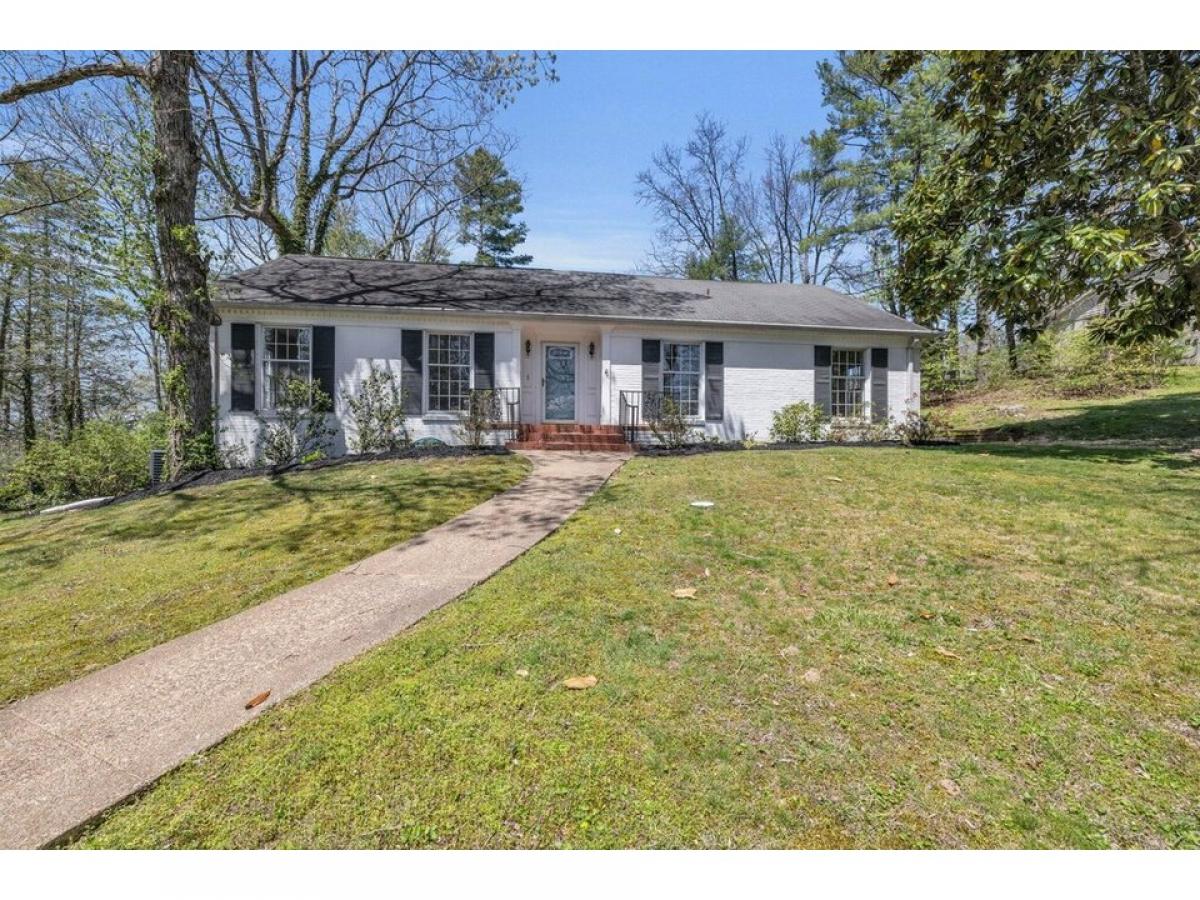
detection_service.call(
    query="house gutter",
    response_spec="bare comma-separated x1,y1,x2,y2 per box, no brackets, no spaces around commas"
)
211,301,934,337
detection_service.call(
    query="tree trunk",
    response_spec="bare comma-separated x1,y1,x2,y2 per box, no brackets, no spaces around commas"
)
22,270,35,448
1004,318,1018,373
146,51,219,476
0,268,13,428
946,302,960,384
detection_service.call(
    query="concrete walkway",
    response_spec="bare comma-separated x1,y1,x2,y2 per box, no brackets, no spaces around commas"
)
0,450,629,849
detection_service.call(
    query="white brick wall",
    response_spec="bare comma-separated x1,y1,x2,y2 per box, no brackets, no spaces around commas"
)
214,305,924,456
606,325,921,441
214,309,521,461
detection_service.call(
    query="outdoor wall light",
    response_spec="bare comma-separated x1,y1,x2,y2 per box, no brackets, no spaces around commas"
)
588,341,595,358
525,339,532,356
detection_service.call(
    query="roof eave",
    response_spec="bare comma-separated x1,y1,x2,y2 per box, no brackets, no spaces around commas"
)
213,296,934,336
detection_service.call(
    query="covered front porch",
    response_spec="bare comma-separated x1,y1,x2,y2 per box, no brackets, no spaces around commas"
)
487,323,631,450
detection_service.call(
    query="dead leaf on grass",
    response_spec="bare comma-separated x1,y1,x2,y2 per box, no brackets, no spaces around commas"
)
563,675,598,690
938,778,961,796
672,587,698,599
918,610,936,620
933,646,962,661
515,669,530,678
244,690,271,710
826,476,844,483
886,573,900,587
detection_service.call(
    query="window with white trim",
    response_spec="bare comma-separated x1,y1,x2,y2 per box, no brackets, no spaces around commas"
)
662,341,702,416
427,332,472,412
831,348,866,418
262,326,312,408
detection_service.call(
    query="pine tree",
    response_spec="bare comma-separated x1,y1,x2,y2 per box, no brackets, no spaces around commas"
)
454,148,532,267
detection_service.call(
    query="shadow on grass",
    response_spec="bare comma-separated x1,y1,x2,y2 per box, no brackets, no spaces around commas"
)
987,387,1200,443
1,460,522,576
944,442,1200,471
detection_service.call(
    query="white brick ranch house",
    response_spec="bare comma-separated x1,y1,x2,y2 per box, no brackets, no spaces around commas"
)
210,256,933,454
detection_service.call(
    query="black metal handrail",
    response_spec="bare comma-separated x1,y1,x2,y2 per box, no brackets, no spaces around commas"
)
468,387,521,441
618,389,661,444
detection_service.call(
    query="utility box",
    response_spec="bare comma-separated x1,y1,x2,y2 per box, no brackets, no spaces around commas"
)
149,449,166,486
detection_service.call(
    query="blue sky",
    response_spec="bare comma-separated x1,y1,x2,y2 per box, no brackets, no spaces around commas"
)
489,51,834,274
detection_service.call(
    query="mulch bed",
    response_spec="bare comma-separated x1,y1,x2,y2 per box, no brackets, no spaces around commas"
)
636,438,956,457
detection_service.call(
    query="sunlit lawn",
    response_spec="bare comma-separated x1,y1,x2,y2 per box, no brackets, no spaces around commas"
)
77,445,1200,848
936,367,1200,443
0,454,529,705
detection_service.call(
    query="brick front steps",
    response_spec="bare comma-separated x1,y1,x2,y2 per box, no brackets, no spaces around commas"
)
507,424,633,451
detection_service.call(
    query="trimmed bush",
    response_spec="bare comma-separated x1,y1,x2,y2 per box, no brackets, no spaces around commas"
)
770,401,827,443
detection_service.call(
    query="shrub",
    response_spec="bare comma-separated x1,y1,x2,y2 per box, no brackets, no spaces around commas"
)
894,408,949,444
457,389,501,448
1037,329,1184,397
0,414,168,510
347,366,409,453
770,401,826,443
647,396,695,449
256,377,337,467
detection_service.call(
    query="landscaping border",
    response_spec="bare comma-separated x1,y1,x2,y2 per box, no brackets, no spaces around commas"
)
636,438,957,457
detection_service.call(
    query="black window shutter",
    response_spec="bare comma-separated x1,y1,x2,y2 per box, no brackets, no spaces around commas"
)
230,323,256,411
871,347,889,422
400,329,423,415
473,332,495,390
814,344,832,415
641,339,661,415
312,326,335,402
704,341,724,422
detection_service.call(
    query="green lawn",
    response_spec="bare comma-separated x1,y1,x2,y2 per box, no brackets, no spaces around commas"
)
934,367,1200,443
76,446,1200,849
0,455,529,705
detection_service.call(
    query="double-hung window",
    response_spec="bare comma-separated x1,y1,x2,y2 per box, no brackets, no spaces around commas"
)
427,333,472,412
262,326,312,409
662,342,702,417
831,348,866,418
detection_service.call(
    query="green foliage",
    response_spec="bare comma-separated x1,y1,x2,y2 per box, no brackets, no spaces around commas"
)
0,415,168,510
454,148,532,267
769,401,827,442
1030,330,1184,397
647,396,695,448
256,377,337,467
949,330,1186,401
346,367,410,453
683,214,761,281
892,51,1200,342
816,51,956,315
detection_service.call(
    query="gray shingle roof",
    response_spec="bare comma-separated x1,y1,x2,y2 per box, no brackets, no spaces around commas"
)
216,255,932,335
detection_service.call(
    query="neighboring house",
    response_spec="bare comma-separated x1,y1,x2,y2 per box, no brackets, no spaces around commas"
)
211,255,933,453
1053,290,1200,364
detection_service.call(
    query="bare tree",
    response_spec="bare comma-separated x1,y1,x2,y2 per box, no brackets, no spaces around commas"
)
639,114,859,287
636,113,755,280
192,51,550,258
14,83,171,408
1,51,218,476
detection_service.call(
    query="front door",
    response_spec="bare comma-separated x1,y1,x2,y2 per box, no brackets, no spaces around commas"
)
543,343,577,421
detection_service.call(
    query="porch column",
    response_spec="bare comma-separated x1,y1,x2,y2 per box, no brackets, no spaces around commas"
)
600,328,614,425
